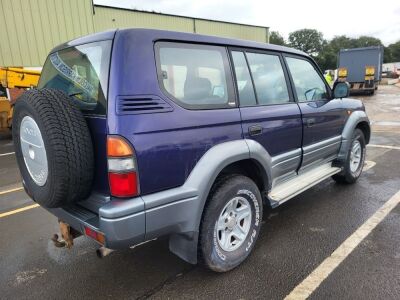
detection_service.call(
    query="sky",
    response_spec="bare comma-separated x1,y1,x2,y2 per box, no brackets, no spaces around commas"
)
93,0,400,46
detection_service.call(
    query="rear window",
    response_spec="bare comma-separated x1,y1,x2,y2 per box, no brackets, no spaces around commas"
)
38,40,112,115
156,42,235,109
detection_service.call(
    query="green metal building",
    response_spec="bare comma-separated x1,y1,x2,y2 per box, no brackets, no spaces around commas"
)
0,0,269,67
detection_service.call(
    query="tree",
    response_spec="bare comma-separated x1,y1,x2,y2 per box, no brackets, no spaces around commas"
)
269,31,285,46
316,35,385,70
328,35,357,53
288,29,325,57
384,47,392,63
386,41,400,62
315,47,337,71
355,36,383,48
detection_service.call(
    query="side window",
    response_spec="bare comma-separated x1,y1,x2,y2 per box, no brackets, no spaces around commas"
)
246,52,290,105
157,42,234,109
231,51,257,106
286,57,329,102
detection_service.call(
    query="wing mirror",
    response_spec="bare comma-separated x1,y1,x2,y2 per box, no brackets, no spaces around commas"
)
333,82,350,99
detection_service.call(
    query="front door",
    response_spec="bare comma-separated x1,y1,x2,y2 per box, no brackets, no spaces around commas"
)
230,50,303,186
284,55,347,171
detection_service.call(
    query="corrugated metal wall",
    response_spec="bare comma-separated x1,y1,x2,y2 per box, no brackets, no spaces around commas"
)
0,2,269,67
0,0,94,67
195,19,268,43
93,6,269,44
93,6,194,33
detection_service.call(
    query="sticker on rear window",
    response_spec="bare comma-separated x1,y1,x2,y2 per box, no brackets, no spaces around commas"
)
50,52,96,97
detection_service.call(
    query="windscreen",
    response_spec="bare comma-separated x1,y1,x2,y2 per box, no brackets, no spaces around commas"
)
38,40,112,115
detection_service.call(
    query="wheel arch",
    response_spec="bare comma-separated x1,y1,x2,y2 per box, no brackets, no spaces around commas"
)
185,139,271,229
355,120,371,144
337,110,370,162
217,158,269,196
166,139,271,264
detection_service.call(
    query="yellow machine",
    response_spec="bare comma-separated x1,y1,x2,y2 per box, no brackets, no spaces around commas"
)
0,67,41,129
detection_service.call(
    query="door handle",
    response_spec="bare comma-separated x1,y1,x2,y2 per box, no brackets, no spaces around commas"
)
249,125,263,136
306,118,315,127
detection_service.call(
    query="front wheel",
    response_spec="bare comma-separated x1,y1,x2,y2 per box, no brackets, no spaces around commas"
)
199,175,263,272
333,129,366,184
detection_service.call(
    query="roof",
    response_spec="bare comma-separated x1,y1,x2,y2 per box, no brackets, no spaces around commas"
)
339,46,384,52
52,28,307,57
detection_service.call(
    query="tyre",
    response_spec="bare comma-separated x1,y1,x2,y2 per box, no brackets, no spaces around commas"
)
12,89,94,208
199,175,263,272
333,129,366,184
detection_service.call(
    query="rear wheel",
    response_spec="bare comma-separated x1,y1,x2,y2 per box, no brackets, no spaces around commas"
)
199,175,263,272
333,129,366,184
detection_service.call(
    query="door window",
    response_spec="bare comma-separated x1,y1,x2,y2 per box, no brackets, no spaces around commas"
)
246,52,290,105
286,57,329,102
231,51,257,106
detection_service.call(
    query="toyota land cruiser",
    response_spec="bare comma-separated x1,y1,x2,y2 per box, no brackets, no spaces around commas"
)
13,29,370,272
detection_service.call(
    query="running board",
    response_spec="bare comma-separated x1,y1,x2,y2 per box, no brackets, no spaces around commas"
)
268,163,341,207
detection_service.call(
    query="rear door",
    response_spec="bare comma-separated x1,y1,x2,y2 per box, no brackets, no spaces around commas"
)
38,41,112,195
230,49,302,186
284,55,347,171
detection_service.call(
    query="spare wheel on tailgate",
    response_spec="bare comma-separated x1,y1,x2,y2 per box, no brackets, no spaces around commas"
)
12,88,94,208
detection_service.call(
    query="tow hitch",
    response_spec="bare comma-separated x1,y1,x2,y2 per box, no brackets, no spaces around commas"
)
51,221,81,248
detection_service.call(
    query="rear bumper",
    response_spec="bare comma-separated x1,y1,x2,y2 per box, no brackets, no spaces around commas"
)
47,204,145,249
46,189,199,249
349,81,376,91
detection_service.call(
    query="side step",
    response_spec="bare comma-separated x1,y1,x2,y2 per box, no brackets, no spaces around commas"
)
268,163,341,207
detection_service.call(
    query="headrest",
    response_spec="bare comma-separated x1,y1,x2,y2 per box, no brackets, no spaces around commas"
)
184,77,212,101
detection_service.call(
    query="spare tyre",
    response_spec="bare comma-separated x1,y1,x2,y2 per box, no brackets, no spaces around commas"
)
12,88,94,208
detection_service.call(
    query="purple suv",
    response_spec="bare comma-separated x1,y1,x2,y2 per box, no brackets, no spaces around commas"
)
12,29,370,272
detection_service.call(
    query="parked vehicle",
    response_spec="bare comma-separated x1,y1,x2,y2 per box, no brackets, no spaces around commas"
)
337,46,384,95
382,62,400,77
13,29,370,272
0,67,41,130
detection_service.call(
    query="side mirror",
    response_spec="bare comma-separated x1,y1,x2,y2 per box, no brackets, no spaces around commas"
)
333,82,350,99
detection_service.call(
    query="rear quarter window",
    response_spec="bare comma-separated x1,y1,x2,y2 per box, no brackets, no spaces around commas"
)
156,42,235,109
38,40,112,116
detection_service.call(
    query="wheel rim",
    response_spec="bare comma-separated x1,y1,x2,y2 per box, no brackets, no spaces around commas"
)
350,140,362,173
20,116,48,186
215,196,252,252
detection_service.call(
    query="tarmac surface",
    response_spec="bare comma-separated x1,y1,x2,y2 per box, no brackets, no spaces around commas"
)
0,85,399,299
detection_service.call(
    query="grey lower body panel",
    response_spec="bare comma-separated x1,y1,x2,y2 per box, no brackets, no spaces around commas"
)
271,148,301,188
47,193,199,251
300,136,341,172
145,196,199,240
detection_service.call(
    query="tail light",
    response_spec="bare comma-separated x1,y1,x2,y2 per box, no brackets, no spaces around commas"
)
107,135,139,198
338,67,348,82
